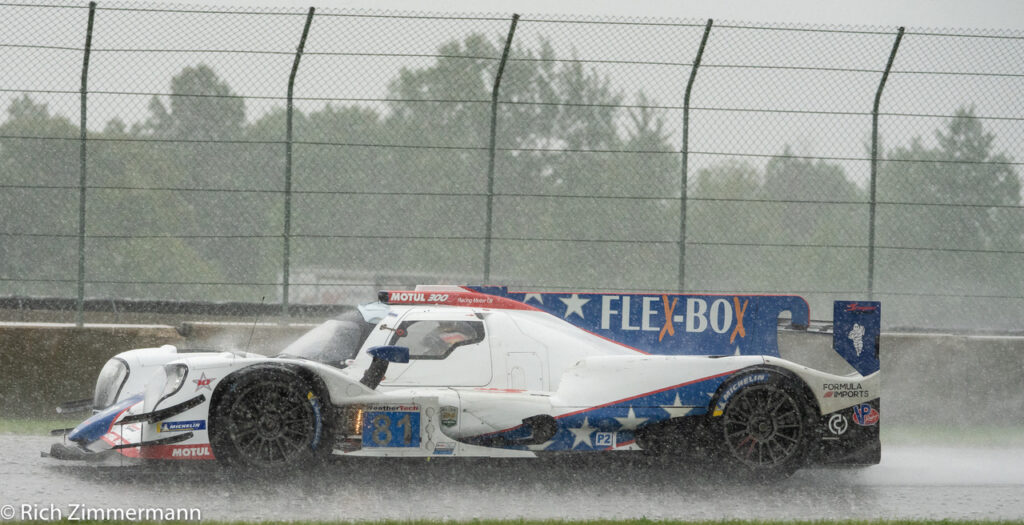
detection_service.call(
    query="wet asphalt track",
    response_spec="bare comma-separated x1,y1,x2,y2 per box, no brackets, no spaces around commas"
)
2,435,1023,521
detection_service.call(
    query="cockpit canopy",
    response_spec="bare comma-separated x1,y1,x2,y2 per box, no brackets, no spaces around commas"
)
278,303,389,368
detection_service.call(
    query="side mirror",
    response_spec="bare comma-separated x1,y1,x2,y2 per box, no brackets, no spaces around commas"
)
361,346,410,389
367,345,410,363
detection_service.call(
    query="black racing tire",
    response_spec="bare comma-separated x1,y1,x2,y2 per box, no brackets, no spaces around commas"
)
209,365,330,470
713,372,814,480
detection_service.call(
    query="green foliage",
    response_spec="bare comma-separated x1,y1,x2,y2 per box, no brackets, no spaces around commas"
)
0,36,1019,304
687,153,868,293
141,64,246,141
0,97,80,296
877,107,1024,296
880,107,1022,250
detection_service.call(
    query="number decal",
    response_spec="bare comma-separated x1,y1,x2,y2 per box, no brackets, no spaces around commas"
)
370,414,392,446
362,410,421,447
397,414,412,444
594,432,615,448
428,293,449,302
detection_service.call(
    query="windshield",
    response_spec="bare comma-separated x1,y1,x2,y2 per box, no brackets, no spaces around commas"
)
279,310,376,368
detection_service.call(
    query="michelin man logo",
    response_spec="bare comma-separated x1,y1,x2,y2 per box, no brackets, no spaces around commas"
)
848,323,865,357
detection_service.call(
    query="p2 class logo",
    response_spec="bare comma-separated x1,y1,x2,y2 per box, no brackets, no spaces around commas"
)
852,403,879,426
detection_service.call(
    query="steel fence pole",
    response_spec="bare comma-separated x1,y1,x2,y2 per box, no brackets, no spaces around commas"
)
868,27,904,301
483,14,519,284
282,7,315,320
678,19,713,292
75,2,97,327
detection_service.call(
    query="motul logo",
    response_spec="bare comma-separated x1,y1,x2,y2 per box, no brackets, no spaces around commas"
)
390,292,426,302
171,446,212,457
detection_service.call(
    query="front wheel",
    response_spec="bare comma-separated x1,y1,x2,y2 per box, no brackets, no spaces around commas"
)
209,366,329,470
717,375,813,479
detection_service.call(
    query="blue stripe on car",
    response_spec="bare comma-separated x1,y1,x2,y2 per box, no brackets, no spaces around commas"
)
68,394,144,444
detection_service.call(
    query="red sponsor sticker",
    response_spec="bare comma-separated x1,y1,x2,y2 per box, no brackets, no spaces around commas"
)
139,444,215,460
852,404,879,426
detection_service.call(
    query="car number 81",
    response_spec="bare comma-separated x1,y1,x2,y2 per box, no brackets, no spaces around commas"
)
362,411,421,448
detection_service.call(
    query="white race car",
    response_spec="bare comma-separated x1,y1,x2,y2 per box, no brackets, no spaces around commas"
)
50,286,881,477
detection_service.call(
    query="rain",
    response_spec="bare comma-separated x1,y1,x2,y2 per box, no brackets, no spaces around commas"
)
2,0,1024,522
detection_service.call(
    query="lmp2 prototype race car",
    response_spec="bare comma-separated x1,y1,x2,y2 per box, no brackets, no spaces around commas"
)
50,286,881,478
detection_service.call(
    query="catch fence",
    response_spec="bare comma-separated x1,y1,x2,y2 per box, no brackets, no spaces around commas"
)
1,1,1023,331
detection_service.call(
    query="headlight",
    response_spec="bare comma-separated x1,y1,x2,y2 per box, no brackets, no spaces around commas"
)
93,358,129,410
159,364,189,404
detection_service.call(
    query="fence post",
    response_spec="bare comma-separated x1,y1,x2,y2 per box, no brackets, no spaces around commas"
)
282,7,315,320
75,1,97,327
678,19,713,292
868,26,904,301
483,14,519,283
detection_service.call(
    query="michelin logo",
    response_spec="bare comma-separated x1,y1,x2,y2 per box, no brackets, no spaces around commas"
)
158,420,206,433
713,373,768,416
848,323,865,357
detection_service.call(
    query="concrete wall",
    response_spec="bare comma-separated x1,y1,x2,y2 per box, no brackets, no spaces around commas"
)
0,322,311,418
3,323,1023,425
779,331,1024,426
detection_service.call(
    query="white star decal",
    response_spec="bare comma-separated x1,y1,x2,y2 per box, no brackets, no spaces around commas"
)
613,407,649,430
662,393,693,418
559,294,590,319
568,417,596,449
734,346,742,356
192,372,216,392
523,293,544,304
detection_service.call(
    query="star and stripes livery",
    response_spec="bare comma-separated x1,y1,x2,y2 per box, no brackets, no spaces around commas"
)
53,285,881,474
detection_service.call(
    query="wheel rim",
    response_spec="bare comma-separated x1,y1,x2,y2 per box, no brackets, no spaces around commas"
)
722,384,804,468
225,379,315,466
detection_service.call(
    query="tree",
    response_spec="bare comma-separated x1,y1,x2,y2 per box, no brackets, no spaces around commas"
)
686,150,865,293
370,34,681,287
880,106,1022,251
126,65,282,300
0,96,79,296
877,106,1023,297
141,64,245,141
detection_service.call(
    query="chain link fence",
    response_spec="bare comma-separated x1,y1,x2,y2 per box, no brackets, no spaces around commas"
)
1,1,1022,331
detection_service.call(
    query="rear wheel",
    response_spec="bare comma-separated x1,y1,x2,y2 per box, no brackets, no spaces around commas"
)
717,374,813,479
209,366,329,470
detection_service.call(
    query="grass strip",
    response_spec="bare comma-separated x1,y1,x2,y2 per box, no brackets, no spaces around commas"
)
0,417,83,435
8,519,1024,525
881,424,1024,446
